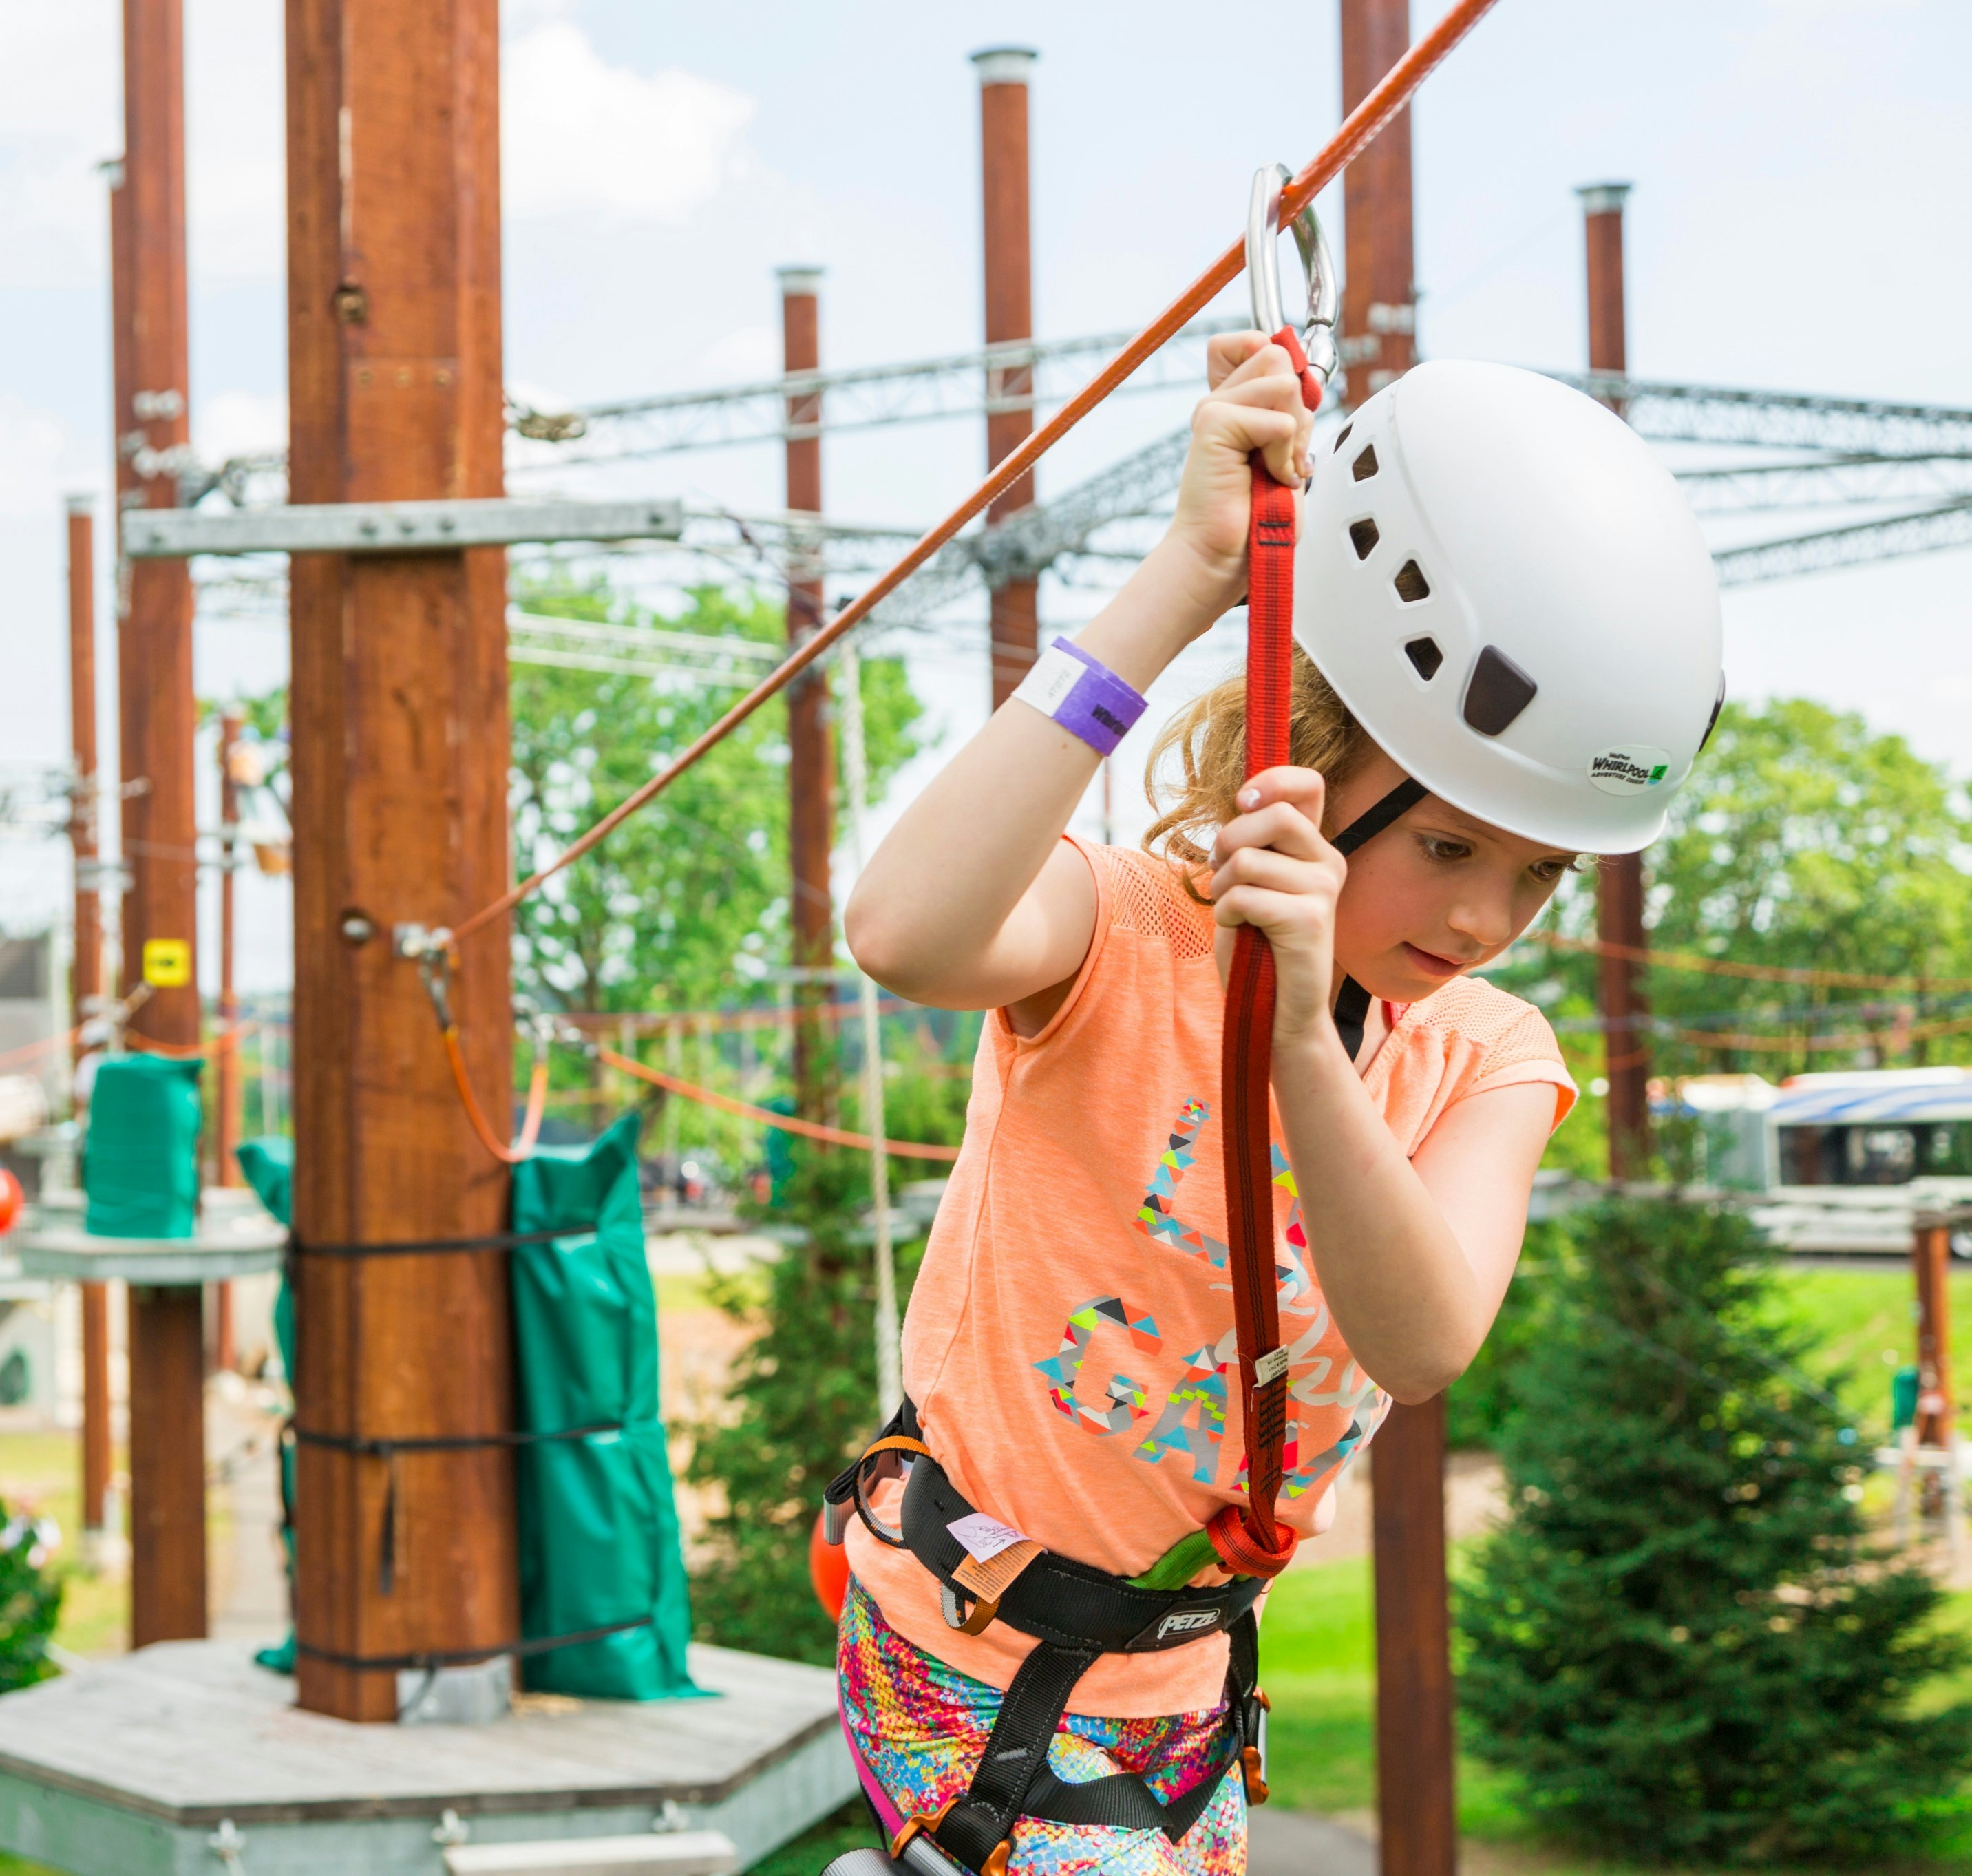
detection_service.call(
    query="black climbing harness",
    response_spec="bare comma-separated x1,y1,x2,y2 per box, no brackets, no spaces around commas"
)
820,1399,1271,1876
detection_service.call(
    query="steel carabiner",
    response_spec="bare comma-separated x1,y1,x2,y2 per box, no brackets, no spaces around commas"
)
1246,163,1339,393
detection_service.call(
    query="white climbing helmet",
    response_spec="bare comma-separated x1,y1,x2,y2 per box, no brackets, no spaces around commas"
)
1295,359,1724,854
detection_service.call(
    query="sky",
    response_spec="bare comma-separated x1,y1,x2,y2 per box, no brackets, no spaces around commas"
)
2,0,1969,995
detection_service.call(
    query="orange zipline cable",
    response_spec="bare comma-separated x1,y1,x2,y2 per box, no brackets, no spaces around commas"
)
598,1044,960,1161
444,0,1501,950
430,0,1502,1157
1520,927,1972,994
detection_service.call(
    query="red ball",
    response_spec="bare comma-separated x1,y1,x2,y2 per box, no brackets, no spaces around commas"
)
809,1505,849,1623
0,1169,21,1236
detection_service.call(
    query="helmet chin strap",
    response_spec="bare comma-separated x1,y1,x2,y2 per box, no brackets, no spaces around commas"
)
1328,775,1430,1062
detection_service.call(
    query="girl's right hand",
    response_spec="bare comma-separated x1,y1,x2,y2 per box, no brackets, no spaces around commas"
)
1162,331,1317,624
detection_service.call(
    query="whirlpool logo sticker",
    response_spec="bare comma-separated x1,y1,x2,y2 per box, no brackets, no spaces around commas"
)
1587,745,1673,796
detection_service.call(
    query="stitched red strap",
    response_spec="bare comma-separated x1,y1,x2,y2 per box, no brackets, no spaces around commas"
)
1222,328,1323,1556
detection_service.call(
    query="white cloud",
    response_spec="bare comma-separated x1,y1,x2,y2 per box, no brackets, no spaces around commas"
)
0,3,118,291
501,21,756,224
195,388,286,461
0,392,87,521
695,324,778,383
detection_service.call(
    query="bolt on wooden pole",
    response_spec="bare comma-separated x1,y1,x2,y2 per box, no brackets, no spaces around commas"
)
286,0,519,1721
65,498,114,1542
973,47,1041,710
1578,181,1651,1183
780,266,837,1126
112,0,208,1648
1340,4,1456,1872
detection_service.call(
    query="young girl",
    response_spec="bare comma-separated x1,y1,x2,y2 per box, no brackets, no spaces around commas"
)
831,335,1722,1876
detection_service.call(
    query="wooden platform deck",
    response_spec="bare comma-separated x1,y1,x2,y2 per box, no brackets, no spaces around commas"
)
0,1640,854,1875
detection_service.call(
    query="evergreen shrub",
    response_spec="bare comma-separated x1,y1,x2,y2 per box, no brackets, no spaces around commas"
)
687,1146,924,1666
1459,1195,1972,1863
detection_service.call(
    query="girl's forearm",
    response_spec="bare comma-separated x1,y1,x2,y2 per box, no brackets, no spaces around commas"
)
1271,1030,1493,1402
846,540,1222,1004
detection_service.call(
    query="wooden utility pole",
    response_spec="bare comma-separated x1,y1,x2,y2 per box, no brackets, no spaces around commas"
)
286,0,518,1721
211,709,244,1370
65,498,113,1543
1578,182,1651,1182
780,266,836,1124
1339,3,1417,400
1341,5,1455,1873
112,0,207,1647
1914,1221,1954,1451
973,47,1041,710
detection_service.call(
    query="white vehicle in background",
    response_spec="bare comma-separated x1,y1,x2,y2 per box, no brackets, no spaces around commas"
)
1677,1067,1972,1258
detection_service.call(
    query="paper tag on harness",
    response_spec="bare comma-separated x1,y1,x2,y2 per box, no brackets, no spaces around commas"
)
1254,1346,1290,1387
952,1538,1043,1608
946,1511,1032,1563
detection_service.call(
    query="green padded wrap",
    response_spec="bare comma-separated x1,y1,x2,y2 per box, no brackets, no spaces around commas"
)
235,1137,297,1675
233,1119,698,1700
83,1055,204,1239
510,1114,701,1700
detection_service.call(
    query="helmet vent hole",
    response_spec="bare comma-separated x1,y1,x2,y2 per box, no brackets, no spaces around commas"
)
1351,445,1379,482
1392,559,1430,603
1333,423,1353,452
1403,636,1443,682
1462,646,1539,737
1348,518,1380,560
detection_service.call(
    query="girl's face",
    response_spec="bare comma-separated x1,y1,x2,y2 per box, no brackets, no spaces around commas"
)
1325,747,1577,1005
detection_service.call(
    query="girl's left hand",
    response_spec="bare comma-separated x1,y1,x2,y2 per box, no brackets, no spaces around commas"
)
1208,765,1346,1051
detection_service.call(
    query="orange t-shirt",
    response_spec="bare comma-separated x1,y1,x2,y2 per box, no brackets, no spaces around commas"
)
845,838,1576,1716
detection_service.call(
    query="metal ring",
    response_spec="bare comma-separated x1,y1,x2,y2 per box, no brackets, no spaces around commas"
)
1246,164,1340,388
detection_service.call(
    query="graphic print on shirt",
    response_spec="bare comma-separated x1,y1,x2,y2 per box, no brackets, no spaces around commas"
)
1130,1100,1383,1501
1032,1297,1162,1435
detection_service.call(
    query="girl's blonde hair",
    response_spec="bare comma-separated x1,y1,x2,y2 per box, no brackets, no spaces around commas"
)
1143,645,1370,887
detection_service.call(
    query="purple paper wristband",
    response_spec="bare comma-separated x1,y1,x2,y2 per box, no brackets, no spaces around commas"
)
1010,637,1149,757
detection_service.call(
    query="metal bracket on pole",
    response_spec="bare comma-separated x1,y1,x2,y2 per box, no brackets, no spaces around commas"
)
123,497,687,559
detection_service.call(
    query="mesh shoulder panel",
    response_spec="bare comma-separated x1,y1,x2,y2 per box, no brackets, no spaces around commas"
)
1097,845,1214,960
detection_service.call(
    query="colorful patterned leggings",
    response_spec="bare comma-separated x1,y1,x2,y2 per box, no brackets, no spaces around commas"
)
836,1578,1247,1876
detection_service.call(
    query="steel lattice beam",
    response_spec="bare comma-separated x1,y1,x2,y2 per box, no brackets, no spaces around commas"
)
1554,372,1972,456
1713,498,1972,587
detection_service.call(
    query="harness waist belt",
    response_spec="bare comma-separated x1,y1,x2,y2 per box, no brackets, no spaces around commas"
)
896,1441,1264,1654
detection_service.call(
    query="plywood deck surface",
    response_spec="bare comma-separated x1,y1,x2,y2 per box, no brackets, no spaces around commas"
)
0,1642,840,1826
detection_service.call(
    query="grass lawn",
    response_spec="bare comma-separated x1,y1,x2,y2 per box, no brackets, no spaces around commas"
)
1780,1265,1972,1439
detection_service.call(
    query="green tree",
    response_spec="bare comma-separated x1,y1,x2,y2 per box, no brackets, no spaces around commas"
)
1487,698,1972,1172
1460,1196,1972,1862
509,582,924,1016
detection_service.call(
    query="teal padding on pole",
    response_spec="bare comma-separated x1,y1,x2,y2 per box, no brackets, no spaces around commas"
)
82,1055,204,1239
235,1136,297,1675
510,1113,701,1700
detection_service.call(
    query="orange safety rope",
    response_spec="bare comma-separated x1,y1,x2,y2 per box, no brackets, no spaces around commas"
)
1668,1008,1972,1055
560,996,915,1036
126,1019,259,1058
0,1029,80,1075
443,0,1500,951
441,1028,551,1166
1520,927,1972,995
598,1044,960,1161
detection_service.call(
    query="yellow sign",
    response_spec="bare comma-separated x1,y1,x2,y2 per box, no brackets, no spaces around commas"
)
141,938,191,989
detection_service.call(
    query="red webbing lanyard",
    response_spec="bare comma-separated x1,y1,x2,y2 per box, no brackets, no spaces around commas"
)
1213,328,1325,1577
